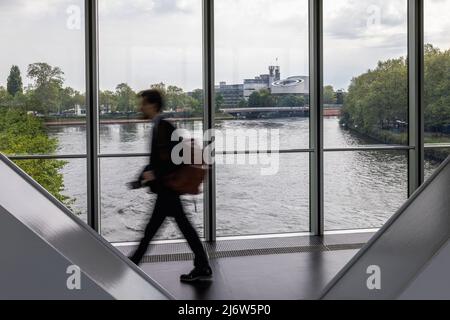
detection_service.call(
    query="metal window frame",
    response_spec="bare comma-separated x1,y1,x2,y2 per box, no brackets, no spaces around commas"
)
85,0,101,232
202,0,216,242
309,0,324,236
408,0,425,196
7,0,447,242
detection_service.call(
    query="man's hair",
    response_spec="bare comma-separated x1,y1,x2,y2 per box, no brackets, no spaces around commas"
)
138,89,164,112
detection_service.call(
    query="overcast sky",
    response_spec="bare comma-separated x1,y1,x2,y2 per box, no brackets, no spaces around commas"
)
0,0,449,92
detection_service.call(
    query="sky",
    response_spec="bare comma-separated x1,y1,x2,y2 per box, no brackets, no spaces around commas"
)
0,0,449,93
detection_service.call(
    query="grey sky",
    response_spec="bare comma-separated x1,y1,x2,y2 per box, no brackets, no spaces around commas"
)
0,0,449,93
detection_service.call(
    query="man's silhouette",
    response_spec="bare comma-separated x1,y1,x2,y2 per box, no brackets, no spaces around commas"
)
128,89,212,282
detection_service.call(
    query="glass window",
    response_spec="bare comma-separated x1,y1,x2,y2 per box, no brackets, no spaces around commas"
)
100,157,203,242
0,1,87,222
423,0,450,178
98,0,204,241
424,149,450,181
215,0,309,151
216,153,309,236
98,0,203,154
214,0,310,237
324,151,408,230
15,158,87,223
0,0,86,155
323,0,408,148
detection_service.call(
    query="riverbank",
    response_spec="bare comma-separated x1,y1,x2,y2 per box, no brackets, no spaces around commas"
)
44,115,234,126
342,125,449,162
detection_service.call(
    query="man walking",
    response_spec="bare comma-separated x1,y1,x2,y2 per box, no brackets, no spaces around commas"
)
128,89,212,282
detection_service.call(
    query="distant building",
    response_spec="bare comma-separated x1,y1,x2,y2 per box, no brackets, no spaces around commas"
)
244,66,309,98
75,105,86,116
214,66,310,108
271,75,309,95
243,66,281,99
215,82,244,108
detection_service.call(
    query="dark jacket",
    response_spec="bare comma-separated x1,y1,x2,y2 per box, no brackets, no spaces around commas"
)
139,115,179,193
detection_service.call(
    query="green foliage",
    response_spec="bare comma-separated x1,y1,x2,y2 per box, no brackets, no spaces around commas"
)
27,62,65,114
323,85,337,104
148,83,203,116
341,57,408,143
424,45,450,133
341,45,450,143
115,83,137,113
276,94,305,108
248,89,275,108
238,98,248,108
0,109,70,204
7,65,23,96
215,93,224,113
0,86,12,108
60,87,84,113
100,90,117,112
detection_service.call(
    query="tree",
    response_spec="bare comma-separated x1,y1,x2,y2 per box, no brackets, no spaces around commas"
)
323,85,337,105
0,109,70,204
150,82,167,94
424,45,450,133
100,90,117,113
215,93,224,113
115,83,136,113
341,57,408,143
277,94,305,108
0,86,12,108
27,63,65,114
336,90,345,105
238,98,248,108
7,65,23,97
191,89,203,102
259,89,275,108
27,63,64,87
248,89,275,108
248,91,262,108
60,87,84,113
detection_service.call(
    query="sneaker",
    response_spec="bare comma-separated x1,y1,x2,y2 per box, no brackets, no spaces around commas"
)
180,266,213,282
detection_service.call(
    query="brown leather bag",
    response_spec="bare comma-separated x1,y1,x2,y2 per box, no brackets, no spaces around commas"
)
163,139,207,195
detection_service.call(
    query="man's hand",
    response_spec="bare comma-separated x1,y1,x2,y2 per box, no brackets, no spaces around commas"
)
142,171,155,182
126,181,142,190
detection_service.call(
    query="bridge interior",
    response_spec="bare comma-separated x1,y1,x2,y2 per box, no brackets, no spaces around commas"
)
115,232,372,300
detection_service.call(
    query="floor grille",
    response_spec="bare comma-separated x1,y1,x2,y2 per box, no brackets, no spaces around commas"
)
140,241,366,264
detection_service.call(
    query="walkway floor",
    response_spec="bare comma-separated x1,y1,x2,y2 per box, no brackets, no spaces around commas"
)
115,232,374,300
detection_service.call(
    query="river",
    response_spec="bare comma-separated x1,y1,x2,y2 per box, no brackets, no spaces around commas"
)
47,117,439,242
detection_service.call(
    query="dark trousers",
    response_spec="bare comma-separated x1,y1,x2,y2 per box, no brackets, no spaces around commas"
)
130,192,209,268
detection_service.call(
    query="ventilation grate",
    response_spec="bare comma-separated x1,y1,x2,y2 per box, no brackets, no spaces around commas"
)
140,242,365,264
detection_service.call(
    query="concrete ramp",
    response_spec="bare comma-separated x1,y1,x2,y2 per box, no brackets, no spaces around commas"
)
320,156,450,300
0,153,171,300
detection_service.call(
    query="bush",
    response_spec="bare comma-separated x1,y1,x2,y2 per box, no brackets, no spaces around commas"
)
0,109,70,204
